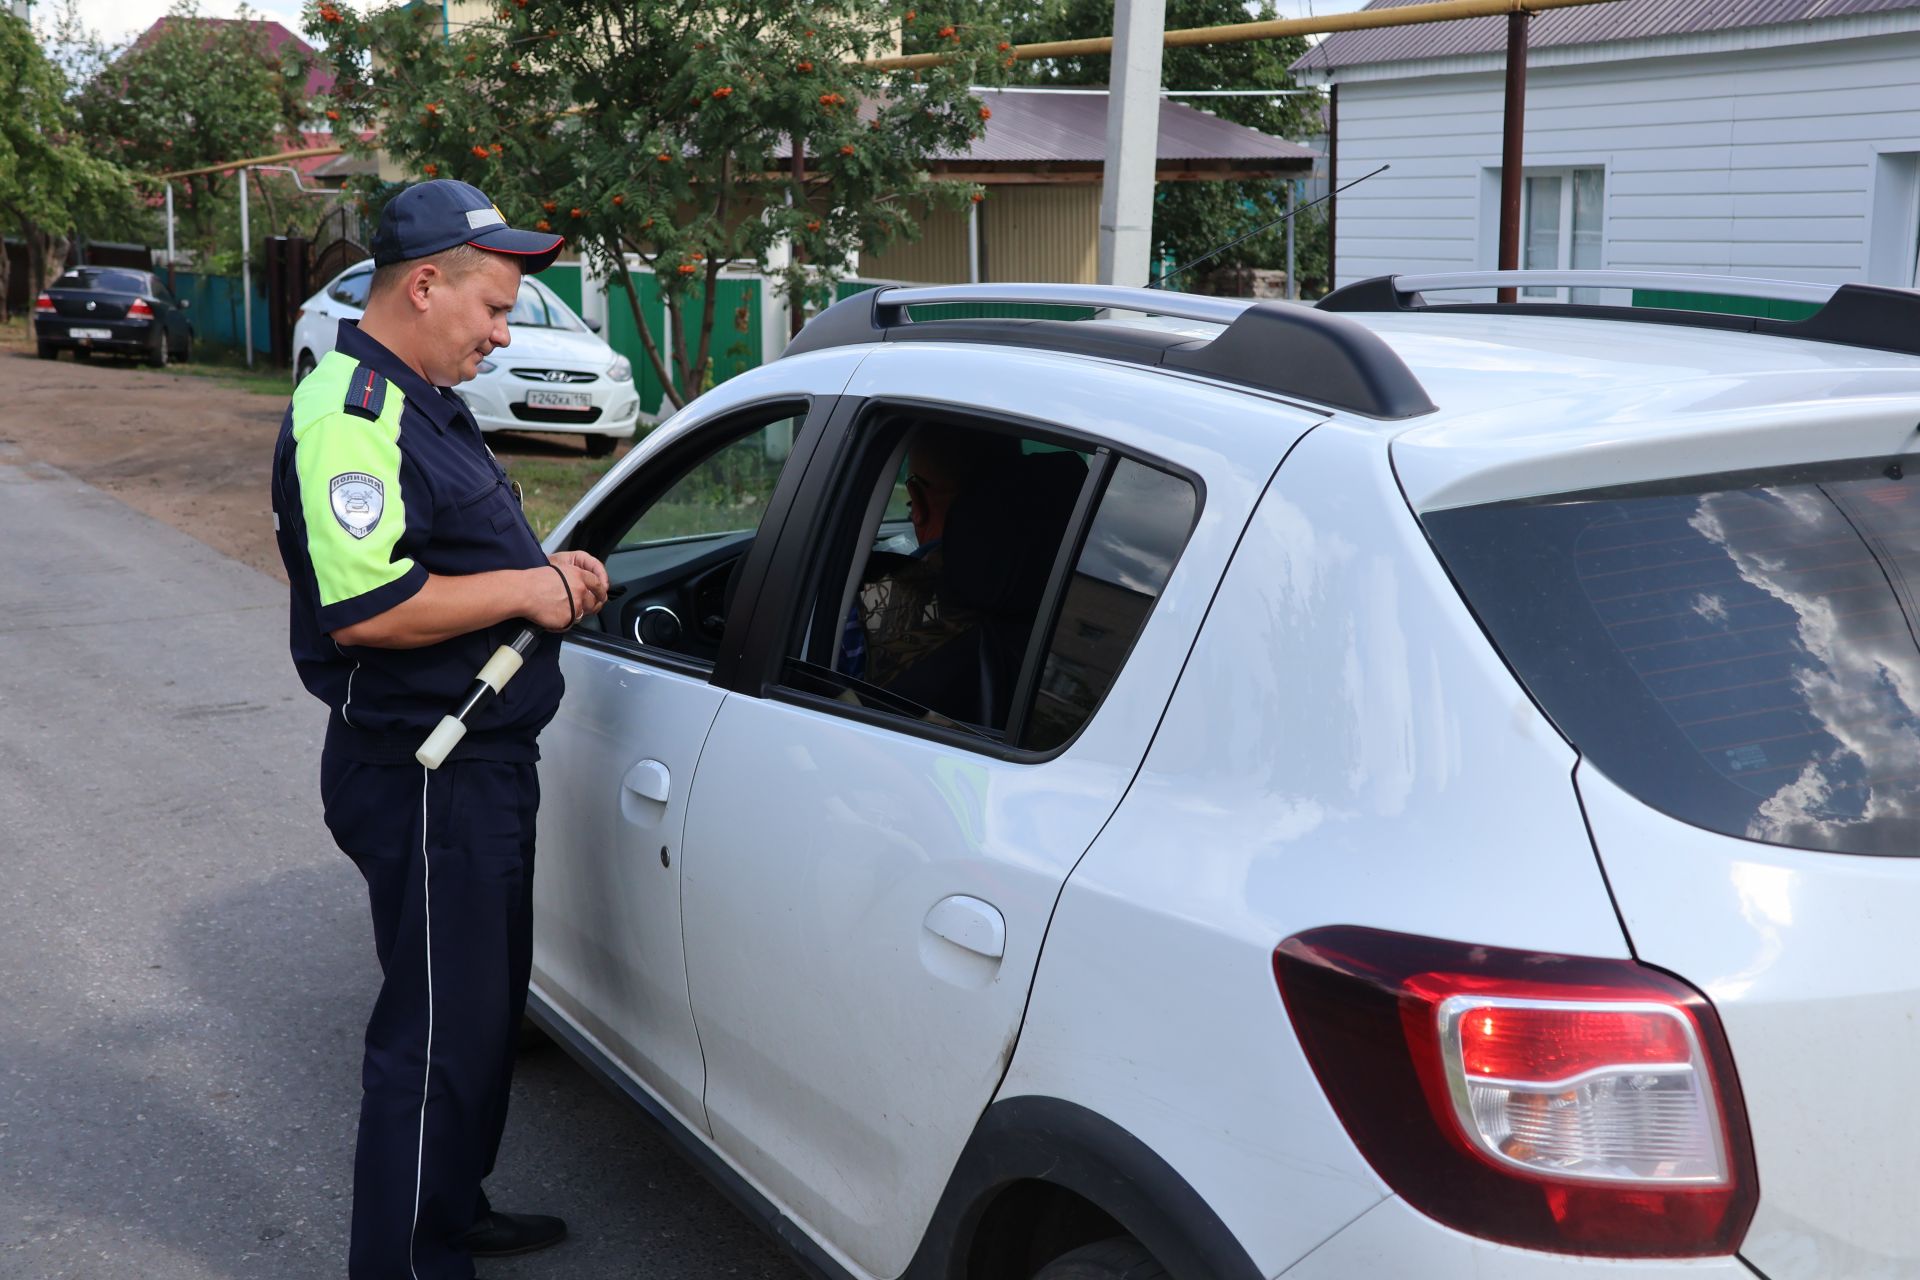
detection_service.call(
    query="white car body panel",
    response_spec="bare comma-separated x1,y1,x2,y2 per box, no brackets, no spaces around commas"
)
532,350,868,1134
292,263,641,440
531,656,725,1130
1279,1196,1752,1279
1337,313,1920,512
678,341,1323,1278
1576,764,1920,1280
999,420,1634,1277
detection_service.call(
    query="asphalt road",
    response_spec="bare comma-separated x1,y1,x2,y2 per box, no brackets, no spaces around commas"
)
0,444,804,1279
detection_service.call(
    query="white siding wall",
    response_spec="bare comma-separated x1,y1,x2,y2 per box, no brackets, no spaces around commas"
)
1332,31,1920,289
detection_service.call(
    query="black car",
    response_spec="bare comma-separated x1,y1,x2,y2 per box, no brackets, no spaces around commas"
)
34,267,193,367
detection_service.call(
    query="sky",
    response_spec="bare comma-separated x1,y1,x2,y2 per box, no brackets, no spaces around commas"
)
60,0,308,46
62,0,1373,49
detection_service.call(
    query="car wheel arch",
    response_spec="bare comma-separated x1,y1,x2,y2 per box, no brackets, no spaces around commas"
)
901,1097,1263,1280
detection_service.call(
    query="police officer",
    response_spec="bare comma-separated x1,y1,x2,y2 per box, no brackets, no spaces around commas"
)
270,179,610,1279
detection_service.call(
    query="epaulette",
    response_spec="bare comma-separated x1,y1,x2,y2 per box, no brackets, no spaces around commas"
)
341,362,391,422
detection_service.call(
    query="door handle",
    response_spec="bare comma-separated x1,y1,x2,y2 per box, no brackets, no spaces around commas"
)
621,758,671,804
924,895,1005,960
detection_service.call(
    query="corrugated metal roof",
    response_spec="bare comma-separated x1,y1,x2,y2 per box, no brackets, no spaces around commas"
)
1291,0,1920,71
946,89,1318,164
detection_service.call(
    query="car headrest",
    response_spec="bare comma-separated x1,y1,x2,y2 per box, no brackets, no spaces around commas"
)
942,449,1088,616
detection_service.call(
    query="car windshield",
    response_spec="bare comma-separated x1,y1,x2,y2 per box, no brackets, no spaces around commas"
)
509,280,586,331
59,269,148,294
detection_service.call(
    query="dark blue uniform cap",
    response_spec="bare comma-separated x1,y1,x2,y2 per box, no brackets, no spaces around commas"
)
371,179,565,272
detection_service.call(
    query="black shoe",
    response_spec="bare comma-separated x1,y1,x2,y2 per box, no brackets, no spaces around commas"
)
457,1210,568,1258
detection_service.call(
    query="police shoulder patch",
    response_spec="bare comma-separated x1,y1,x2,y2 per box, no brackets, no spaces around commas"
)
340,363,389,422
329,472,385,539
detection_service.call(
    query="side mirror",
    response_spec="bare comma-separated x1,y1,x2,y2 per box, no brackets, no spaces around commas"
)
178,299,191,310
585,316,602,333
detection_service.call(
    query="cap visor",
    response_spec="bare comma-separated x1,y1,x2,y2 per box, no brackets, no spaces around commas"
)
468,225,566,272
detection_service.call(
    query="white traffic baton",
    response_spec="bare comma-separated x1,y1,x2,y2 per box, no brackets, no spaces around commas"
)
415,626,540,769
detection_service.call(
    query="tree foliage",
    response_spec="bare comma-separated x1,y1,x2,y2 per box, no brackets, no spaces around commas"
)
312,0,1005,407
0,8,139,320
916,0,1327,289
72,0,316,271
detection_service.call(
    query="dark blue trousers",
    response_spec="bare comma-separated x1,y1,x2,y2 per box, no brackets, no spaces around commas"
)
322,753,539,1280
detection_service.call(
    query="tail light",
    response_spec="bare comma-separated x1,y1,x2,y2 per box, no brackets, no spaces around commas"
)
34,293,54,314
1274,926,1756,1257
127,298,155,320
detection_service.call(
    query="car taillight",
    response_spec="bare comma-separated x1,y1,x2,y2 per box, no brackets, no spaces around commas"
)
127,298,154,319
1274,926,1756,1257
34,293,54,314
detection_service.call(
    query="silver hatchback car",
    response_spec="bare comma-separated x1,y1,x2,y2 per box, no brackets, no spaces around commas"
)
526,272,1920,1280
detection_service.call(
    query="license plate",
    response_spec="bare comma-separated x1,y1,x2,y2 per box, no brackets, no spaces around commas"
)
525,390,591,411
70,328,111,340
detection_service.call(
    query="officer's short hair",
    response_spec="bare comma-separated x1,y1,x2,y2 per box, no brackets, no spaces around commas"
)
368,244,512,299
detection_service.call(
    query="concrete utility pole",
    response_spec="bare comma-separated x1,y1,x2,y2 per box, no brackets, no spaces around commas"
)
1098,0,1166,287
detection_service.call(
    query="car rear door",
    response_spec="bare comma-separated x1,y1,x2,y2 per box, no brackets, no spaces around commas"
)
675,343,1322,1277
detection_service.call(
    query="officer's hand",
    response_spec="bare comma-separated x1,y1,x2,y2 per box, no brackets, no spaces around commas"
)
531,555,609,631
548,552,610,622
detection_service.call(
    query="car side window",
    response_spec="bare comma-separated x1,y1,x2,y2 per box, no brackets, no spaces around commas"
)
777,413,1198,754
571,408,806,666
329,269,371,308
1022,457,1196,751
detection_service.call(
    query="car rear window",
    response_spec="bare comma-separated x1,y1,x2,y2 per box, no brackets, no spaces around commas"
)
1424,457,1920,856
59,269,148,294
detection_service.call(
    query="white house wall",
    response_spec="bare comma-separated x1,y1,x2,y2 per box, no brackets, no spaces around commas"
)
1331,30,1920,289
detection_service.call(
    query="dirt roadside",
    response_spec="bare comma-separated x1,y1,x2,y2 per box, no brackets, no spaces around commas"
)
0,336,621,583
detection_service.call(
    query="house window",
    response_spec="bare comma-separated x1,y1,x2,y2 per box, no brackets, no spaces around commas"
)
1522,168,1605,301
1868,152,1920,289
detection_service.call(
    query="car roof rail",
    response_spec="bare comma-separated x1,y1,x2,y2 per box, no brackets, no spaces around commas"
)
1318,270,1920,360
783,282,1438,419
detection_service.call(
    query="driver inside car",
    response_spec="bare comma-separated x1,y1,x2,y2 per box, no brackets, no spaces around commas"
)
841,428,1017,696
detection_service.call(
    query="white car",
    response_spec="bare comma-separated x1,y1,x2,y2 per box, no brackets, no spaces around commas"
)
292,260,641,455
528,272,1920,1280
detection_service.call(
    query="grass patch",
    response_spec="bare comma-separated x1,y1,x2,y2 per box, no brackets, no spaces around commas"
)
168,345,297,398
503,451,624,539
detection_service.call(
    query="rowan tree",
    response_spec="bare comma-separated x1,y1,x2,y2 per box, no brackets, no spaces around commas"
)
311,0,1004,407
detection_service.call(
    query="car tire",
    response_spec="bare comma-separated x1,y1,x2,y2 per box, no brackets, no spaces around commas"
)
36,343,56,361
294,350,316,386
1030,1238,1169,1280
147,336,168,368
584,434,615,458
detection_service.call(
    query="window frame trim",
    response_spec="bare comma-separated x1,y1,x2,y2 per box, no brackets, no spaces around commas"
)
739,395,1206,764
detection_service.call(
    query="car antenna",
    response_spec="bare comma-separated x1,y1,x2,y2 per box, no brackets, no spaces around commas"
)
1150,163,1389,291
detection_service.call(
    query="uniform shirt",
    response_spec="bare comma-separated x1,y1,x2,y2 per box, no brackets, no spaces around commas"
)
271,320,563,763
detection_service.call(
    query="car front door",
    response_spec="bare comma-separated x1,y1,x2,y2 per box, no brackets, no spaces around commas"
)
531,354,863,1130
677,344,1321,1275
